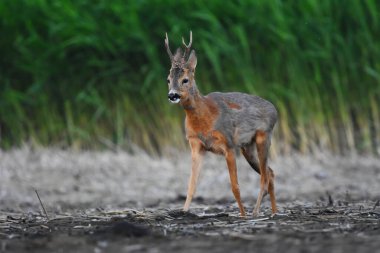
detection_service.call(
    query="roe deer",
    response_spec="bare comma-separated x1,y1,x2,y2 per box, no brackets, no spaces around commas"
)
165,31,278,217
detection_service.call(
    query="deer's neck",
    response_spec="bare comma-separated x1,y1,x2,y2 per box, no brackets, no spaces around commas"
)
182,82,218,120
181,81,203,110
183,84,219,138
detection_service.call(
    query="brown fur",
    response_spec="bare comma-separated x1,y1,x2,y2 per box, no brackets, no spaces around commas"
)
226,102,241,110
185,97,220,140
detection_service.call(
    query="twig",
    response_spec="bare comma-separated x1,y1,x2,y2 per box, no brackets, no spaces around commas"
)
373,200,380,211
35,189,49,221
326,191,334,206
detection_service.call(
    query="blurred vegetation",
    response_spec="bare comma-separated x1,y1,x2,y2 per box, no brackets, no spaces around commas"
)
0,0,379,155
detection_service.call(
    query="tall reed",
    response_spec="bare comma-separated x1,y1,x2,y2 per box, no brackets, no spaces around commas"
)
0,0,379,155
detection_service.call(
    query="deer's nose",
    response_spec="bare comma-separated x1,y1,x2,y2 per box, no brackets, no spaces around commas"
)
168,92,181,103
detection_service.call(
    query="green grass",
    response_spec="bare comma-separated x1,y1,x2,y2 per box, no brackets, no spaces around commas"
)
0,0,379,155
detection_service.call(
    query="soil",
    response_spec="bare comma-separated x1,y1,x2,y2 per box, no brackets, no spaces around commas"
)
1,147,380,252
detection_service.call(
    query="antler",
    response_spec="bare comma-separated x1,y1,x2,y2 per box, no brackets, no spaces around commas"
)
182,31,193,58
165,32,173,61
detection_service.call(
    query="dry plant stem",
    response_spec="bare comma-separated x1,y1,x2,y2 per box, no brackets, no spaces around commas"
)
373,200,379,210
35,189,49,221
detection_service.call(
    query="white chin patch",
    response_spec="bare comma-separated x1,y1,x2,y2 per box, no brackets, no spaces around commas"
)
169,98,181,104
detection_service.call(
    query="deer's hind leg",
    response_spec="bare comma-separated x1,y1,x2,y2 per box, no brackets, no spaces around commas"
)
242,144,277,215
252,131,277,217
241,143,260,175
267,167,277,215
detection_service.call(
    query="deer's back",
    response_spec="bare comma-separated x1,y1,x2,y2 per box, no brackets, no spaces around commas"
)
207,92,277,147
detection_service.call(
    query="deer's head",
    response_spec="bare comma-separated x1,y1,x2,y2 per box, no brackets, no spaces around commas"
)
165,31,197,104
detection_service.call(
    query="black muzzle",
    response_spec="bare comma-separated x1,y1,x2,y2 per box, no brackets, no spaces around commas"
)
168,92,181,103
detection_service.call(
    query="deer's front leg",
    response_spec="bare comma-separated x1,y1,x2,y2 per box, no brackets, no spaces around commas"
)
183,139,203,212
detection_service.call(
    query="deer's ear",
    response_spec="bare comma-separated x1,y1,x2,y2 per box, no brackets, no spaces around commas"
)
186,50,197,70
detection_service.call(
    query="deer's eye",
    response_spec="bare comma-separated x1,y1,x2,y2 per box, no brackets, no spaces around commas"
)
182,78,189,84
167,79,170,84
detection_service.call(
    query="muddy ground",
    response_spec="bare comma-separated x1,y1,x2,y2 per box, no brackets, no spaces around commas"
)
1,147,380,252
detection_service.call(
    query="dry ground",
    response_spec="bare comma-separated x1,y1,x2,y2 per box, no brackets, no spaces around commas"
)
0,147,380,252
